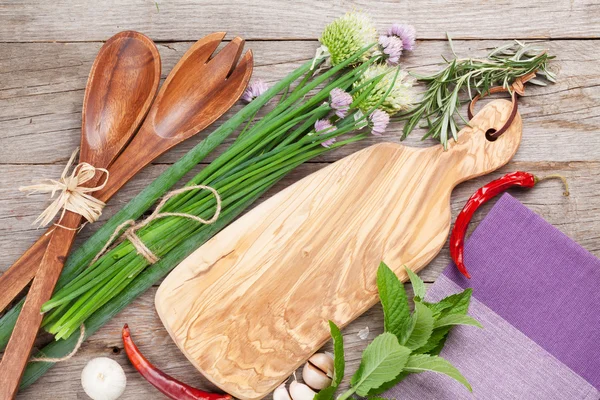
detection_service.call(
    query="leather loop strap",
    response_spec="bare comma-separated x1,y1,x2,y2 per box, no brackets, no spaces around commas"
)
468,72,536,140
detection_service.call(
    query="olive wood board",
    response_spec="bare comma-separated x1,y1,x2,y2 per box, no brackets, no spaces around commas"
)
156,100,522,400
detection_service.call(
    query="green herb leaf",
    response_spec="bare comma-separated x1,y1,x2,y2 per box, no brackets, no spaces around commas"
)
423,288,472,319
434,314,483,329
329,320,345,387
364,372,409,396
314,385,337,400
395,40,555,147
417,289,473,355
350,333,411,396
414,328,450,355
403,266,425,300
404,301,434,350
403,354,472,392
377,263,412,344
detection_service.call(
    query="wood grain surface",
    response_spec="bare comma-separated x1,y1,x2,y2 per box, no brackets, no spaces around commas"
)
1,2,599,399
1,0,599,41
155,101,522,399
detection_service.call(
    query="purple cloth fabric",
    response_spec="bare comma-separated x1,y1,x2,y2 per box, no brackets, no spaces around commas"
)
385,275,600,400
386,194,600,399
446,194,600,389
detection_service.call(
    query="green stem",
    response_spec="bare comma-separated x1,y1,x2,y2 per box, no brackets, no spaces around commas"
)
337,387,357,400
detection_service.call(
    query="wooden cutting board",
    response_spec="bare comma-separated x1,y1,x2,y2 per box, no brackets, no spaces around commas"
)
156,99,522,400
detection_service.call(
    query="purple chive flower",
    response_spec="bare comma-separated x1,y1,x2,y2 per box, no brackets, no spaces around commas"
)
314,119,336,148
369,109,390,136
241,79,269,103
379,35,403,66
388,24,417,51
329,88,353,118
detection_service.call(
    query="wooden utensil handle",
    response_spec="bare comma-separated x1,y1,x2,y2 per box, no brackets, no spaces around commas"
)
0,152,141,314
98,129,166,199
0,211,81,399
0,233,51,313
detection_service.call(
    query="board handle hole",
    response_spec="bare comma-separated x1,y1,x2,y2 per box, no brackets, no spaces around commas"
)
485,128,498,142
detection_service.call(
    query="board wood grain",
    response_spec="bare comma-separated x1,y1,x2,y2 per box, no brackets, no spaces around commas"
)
2,39,599,166
155,100,522,399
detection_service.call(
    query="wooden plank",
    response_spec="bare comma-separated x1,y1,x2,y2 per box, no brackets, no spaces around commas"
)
0,0,599,42
0,10,599,398
2,40,600,165
2,161,598,282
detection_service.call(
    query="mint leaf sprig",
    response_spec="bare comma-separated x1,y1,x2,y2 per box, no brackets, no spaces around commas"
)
319,262,482,399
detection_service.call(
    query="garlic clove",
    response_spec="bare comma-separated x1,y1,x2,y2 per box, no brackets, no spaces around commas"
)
289,381,316,400
273,383,292,400
302,361,333,390
308,353,334,378
81,357,127,400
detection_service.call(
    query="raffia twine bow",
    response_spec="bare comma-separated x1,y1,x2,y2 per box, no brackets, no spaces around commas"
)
19,148,109,228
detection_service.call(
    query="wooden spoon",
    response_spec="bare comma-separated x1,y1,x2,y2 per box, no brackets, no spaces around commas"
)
0,33,252,398
0,33,253,315
0,31,162,399
100,33,253,196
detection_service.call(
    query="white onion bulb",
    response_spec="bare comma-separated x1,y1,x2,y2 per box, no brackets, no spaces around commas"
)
81,357,127,400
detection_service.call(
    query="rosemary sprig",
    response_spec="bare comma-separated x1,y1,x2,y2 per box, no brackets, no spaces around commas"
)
397,38,556,148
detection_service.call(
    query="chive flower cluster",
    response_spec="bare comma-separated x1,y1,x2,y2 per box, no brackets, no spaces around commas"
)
241,79,269,103
380,24,417,66
319,12,378,66
314,12,417,137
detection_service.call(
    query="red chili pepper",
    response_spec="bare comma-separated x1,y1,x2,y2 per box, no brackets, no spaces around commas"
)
450,171,569,279
122,324,232,400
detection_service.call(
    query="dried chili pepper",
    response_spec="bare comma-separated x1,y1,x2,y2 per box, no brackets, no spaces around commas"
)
450,171,569,279
122,324,232,400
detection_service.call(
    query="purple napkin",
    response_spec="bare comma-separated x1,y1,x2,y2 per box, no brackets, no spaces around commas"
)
385,194,600,400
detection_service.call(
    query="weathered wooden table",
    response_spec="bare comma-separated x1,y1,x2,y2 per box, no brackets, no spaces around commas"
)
1,1,599,398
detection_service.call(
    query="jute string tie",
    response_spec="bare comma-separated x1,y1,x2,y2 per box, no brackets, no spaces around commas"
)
19,148,109,228
30,325,86,363
89,185,222,267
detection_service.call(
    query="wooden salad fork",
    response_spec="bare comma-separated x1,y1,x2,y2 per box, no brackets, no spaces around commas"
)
0,33,253,398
